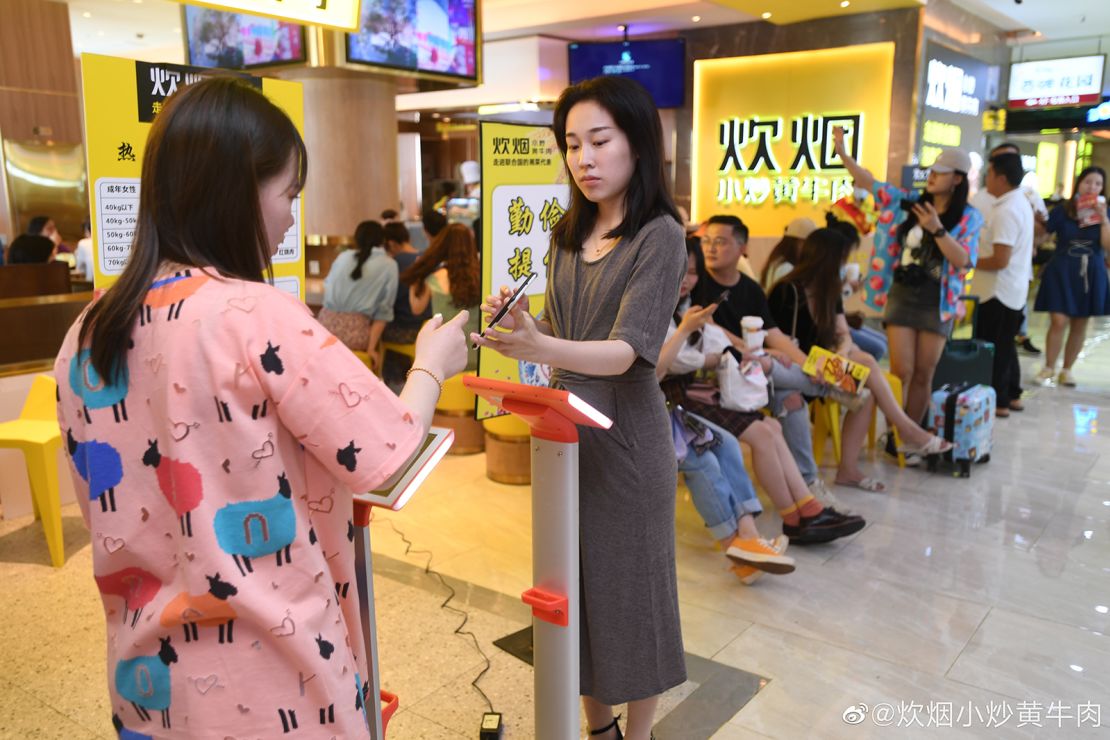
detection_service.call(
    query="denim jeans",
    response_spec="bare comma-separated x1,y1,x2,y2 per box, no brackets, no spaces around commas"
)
678,413,762,541
850,325,888,362
768,362,821,485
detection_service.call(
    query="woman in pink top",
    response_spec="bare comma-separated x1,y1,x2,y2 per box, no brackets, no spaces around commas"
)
56,77,468,738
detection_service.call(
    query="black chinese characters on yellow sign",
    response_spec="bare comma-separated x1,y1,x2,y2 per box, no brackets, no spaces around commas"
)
81,54,306,299
476,121,570,419
692,43,894,237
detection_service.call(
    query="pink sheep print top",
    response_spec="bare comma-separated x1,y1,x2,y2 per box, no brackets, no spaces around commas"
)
55,271,423,738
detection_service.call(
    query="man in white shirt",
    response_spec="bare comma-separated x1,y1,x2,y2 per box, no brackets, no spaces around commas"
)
971,142,1048,357
970,151,1034,416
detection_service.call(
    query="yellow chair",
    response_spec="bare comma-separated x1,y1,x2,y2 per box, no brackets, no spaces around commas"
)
869,371,905,468
812,371,906,469
482,413,531,485
352,350,374,372
810,398,843,467
0,376,66,567
382,342,416,362
434,372,484,455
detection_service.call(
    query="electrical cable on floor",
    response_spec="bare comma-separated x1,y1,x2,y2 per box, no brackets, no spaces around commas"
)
372,512,495,714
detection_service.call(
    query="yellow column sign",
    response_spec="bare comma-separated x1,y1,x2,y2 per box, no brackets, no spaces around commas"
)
477,121,570,419
169,0,360,32
692,43,894,237
81,53,306,300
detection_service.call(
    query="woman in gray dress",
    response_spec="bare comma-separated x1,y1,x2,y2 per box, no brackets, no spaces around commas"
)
472,77,687,740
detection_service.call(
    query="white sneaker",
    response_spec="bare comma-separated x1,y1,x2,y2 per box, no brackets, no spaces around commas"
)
1058,368,1077,387
1035,367,1056,386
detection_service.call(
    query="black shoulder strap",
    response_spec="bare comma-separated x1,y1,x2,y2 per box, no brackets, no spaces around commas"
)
791,282,801,339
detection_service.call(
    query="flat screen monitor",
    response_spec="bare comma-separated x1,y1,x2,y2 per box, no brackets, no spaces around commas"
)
346,0,479,81
568,39,686,109
184,6,306,70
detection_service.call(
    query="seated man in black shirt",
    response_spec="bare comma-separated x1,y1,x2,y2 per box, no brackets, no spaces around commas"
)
693,215,861,503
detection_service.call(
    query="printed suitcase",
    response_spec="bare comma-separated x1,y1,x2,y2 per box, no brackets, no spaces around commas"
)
927,383,995,478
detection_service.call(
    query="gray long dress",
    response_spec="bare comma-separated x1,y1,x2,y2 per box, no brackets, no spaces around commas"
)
544,214,688,704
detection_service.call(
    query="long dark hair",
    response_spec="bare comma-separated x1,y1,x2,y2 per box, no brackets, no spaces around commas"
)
782,225,854,350
350,220,384,279
550,76,680,252
400,223,481,308
675,236,705,346
1064,166,1108,220
79,77,306,382
761,235,805,289
896,171,970,246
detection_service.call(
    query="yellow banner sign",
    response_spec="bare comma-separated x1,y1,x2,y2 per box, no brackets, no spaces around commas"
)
81,53,306,299
692,43,894,237
170,0,360,32
477,121,570,419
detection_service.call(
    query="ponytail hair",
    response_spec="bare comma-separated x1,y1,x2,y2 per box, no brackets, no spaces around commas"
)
350,220,384,280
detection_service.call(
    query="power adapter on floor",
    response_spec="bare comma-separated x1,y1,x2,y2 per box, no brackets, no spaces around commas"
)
480,712,503,738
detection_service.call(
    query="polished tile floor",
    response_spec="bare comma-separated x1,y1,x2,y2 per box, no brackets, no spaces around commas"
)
1,318,1108,738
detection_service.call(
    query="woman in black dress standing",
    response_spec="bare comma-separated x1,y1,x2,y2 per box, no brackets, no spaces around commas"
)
473,77,687,740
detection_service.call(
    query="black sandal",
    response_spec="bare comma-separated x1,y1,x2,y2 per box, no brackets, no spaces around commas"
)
589,715,623,739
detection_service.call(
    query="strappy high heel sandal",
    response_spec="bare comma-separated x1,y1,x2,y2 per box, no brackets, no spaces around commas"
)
590,715,623,739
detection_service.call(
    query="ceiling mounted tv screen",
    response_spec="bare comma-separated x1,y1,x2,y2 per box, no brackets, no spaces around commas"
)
346,0,479,81
184,6,306,70
569,39,686,109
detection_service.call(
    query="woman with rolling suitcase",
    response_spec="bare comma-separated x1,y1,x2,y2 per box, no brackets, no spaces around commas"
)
832,128,983,429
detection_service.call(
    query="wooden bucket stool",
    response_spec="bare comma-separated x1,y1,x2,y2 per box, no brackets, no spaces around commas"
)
435,372,484,454
482,413,531,485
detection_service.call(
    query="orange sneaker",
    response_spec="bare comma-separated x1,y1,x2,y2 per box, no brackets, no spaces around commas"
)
726,536,796,574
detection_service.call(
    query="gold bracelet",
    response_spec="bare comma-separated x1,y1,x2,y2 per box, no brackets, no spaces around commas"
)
406,366,443,392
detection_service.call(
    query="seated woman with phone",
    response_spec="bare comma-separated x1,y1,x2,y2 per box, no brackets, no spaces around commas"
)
832,126,982,437
660,239,866,547
767,224,954,492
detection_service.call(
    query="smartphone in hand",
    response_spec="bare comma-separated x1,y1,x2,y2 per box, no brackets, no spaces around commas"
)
474,272,537,347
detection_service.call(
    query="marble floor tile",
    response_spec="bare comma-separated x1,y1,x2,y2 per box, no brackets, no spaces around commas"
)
0,678,108,740
711,724,775,739
715,624,1043,739
384,709,468,738
947,608,1110,708
374,581,497,709
678,598,755,660
2,318,1109,738
829,521,1110,633
677,545,992,675
430,545,533,599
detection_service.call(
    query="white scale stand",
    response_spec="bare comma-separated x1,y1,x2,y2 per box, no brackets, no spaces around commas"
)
354,376,610,738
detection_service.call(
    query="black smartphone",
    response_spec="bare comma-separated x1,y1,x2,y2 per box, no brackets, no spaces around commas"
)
475,272,537,346
900,196,923,212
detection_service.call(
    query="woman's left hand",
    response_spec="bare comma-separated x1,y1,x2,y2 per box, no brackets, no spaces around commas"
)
471,303,545,362
912,201,943,234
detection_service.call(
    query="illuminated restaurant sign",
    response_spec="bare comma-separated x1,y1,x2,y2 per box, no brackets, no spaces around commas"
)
1008,55,1106,110
714,113,862,207
917,42,993,168
692,43,894,236
170,0,360,32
